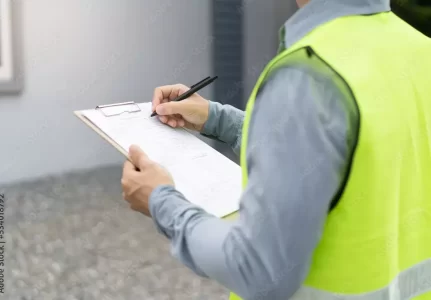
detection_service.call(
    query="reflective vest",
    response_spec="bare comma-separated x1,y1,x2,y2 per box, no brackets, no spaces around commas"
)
228,11,431,300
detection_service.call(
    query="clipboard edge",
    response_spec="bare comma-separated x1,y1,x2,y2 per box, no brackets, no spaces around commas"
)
73,110,130,158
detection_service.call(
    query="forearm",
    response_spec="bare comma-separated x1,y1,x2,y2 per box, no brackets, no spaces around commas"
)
149,185,307,300
201,101,244,155
149,185,232,278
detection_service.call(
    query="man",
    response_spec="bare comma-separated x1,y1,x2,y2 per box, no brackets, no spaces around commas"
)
121,0,431,299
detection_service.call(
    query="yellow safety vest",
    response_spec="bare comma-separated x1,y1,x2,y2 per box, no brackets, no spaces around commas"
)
229,11,431,300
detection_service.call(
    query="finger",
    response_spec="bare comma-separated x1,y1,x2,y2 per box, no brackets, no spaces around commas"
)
167,84,189,101
129,145,150,169
168,118,177,128
121,177,131,203
156,101,189,116
159,116,181,128
171,115,185,128
152,84,189,111
152,87,170,110
158,115,168,124
123,160,135,174
130,203,141,213
175,114,185,127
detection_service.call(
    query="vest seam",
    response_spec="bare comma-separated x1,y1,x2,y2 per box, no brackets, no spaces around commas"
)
303,46,361,212
244,45,362,212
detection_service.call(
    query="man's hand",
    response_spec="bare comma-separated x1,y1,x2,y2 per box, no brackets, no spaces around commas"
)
152,84,210,131
121,145,174,216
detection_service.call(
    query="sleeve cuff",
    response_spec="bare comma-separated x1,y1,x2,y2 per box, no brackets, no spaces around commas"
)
149,184,208,240
201,101,222,137
200,101,244,152
149,185,184,238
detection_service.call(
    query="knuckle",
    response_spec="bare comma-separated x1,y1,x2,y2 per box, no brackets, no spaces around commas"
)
139,157,149,167
143,161,154,170
163,106,172,114
175,83,188,91
153,88,161,98
121,178,128,188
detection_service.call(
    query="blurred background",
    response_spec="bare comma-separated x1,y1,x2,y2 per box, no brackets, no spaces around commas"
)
0,0,429,299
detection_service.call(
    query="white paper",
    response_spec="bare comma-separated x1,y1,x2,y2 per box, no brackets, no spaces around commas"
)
81,102,241,217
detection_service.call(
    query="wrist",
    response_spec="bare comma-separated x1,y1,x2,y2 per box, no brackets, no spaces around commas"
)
148,185,191,240
149,185,176,212
194,99,210,132
200,99,210,131
201,101,221,136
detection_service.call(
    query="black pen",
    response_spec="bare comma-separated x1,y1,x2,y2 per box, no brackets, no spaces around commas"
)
190,76,210,88
151,76,218,117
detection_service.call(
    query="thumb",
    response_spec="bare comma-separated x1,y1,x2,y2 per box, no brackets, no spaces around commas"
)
129,145,149,169
156,101,187,116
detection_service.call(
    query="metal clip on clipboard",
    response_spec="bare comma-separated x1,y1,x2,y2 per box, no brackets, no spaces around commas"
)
95,101,141,117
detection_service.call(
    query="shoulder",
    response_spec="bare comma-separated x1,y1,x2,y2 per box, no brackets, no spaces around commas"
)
251,65,359,149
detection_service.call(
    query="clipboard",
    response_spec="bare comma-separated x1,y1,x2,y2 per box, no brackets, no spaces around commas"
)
74,101,141,157
74,101,241,218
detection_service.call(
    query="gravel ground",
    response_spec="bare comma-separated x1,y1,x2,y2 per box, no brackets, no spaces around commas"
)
1,165,228,300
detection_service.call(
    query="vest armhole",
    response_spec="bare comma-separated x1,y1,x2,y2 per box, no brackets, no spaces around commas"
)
250,46,361,213
303,47,361,212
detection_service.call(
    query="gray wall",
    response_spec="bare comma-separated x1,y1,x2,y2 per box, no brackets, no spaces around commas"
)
0,0,213,185
213,0,298,163
243,0,297,99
